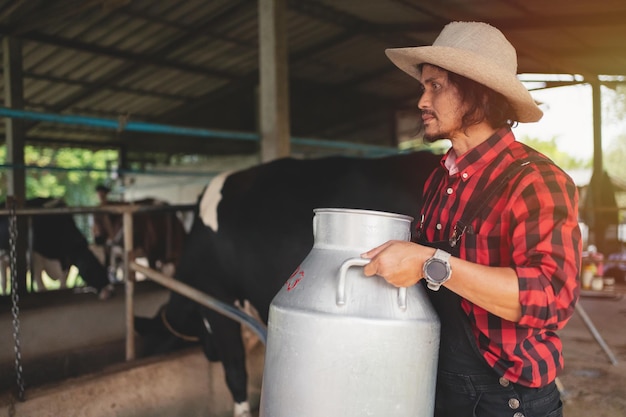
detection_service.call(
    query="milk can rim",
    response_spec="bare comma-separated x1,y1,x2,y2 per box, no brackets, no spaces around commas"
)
313,207,414,222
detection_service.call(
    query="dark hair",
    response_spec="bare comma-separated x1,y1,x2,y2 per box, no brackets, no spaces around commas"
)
418,64,517,130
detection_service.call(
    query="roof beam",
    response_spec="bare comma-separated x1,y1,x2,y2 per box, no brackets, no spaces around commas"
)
6,29,237,80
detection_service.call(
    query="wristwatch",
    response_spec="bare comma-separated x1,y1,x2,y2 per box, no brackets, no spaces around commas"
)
423,249,452,291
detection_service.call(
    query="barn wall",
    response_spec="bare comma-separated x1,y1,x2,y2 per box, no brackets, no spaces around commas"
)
0,345,264,417
121,154,260,205
0,283,168,366
0,282,265,416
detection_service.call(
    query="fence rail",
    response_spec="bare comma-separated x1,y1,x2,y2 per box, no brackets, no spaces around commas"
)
2,202,266,366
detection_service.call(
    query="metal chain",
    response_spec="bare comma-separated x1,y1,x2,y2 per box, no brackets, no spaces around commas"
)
8,197,26,403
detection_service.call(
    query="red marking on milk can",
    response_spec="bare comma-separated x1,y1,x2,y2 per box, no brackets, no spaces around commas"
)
286,266,304,291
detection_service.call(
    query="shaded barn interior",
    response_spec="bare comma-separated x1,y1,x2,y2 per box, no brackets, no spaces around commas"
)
0,0,625,159
1,1,626,416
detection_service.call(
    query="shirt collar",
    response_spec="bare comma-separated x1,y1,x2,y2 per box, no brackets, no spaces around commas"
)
442,127,515,181
443,151,459,175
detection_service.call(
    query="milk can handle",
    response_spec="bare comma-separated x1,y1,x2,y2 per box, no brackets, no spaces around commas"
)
337,258,407,310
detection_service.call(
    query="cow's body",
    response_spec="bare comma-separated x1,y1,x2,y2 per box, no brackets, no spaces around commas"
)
134,151,441,416
0,197,112,297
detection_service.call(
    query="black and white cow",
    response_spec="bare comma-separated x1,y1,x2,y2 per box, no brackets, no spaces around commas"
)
0,197,114,299
134,150,441,417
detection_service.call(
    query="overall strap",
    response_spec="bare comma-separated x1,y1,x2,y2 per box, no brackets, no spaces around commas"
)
449,156,547,247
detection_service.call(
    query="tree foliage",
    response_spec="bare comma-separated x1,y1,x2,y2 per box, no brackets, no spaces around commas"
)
1,145,118,206
603,84,626,182
518,135,591,171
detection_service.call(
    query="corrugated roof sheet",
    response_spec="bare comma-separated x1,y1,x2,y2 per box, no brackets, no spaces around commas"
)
0,0,623,159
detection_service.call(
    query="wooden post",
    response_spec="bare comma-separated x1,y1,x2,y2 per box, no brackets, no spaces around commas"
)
123,210,136,360
3,36,28,295
258,0,291,162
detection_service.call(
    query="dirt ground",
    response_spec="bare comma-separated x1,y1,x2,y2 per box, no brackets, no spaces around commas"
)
557,283,626,417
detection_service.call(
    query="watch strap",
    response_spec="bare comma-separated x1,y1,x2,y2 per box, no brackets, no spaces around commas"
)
434,249,450,262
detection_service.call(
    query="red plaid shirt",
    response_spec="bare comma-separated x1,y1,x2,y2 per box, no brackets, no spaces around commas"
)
419,127,582,387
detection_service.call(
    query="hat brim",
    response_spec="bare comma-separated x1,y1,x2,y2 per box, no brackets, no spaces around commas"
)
385,46,543,123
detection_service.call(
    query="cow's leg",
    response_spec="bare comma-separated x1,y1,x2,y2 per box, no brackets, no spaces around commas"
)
109,244,124,282
31,251,47,291
41,255,70,289
200,307,250,417
71,245,112,297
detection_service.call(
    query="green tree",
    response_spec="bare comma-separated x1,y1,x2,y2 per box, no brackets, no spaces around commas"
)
1,145,118,206
1,145,119,289
603,83,626,126
604,134,626,181
518,135,591,171
603,84,626,182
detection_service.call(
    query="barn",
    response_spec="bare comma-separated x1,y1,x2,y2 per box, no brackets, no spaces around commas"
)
1,1,626,416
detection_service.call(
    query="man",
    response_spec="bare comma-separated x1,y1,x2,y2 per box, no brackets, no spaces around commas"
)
362,22,581,417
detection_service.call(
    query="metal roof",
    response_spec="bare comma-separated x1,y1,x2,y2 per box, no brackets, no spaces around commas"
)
1,0,625,162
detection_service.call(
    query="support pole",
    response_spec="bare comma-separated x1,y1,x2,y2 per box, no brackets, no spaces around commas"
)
259,0,291,162
591,77,603,177
123,211,136,361
575,302,618,365
3,36,28,296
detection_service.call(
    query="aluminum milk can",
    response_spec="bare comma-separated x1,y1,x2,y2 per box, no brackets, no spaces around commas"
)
259,208,440,417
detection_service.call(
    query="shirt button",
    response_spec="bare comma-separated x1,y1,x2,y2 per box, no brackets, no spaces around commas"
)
508,398,520,409
462,172,468,179
436,223,442,230
499,377,510,387
446,187,453,195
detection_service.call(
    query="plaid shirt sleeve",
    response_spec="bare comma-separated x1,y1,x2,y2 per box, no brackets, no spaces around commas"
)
510,162,581,331
473,158,582,387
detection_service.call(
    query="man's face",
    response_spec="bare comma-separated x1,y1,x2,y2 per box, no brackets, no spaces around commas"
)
417,65,466,142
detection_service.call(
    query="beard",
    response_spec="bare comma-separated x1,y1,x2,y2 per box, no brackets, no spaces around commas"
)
423,132,449,143
422,126,453,143
421,111,457,143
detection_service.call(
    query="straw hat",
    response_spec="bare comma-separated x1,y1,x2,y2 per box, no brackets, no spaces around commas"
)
385,21,542,123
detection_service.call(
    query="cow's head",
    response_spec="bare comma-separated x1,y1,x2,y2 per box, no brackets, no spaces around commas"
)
134,303,219,360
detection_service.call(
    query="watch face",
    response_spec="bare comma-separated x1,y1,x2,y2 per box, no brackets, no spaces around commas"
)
427,260,449,282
